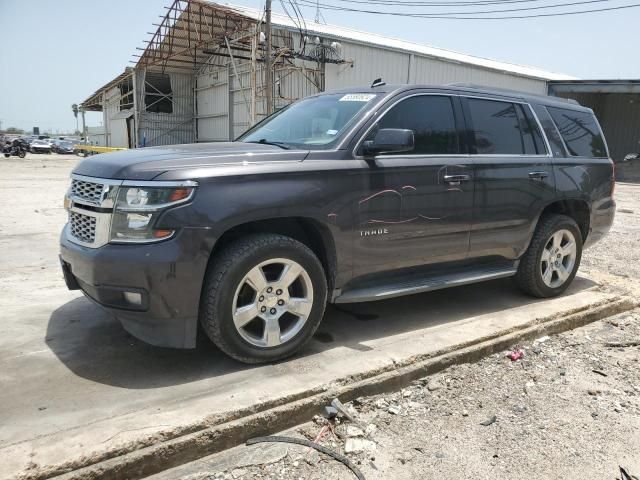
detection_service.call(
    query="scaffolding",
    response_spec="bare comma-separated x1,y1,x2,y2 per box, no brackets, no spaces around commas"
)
79,0,347,146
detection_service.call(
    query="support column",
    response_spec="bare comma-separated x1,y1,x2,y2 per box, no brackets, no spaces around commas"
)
265,0,273,115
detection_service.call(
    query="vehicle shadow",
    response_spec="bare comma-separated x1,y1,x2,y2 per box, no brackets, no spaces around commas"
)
46,275,597,390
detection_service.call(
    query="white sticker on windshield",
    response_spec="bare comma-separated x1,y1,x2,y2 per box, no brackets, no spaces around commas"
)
326,129,338,135
339,93,376,102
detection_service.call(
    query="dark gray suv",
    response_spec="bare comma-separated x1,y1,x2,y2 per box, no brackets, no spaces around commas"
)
60,84,615,363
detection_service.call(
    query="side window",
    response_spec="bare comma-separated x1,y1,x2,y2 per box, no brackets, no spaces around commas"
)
547,107,607,158
369,95,459,155
467,98,529,155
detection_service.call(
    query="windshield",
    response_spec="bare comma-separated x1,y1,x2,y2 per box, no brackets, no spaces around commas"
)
238,93,379,150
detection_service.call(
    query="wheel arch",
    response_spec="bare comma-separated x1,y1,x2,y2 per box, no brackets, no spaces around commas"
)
205,216,338,292
538,198,591,242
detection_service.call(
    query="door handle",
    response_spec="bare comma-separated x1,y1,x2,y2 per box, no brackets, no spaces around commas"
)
444,174,471,185
528,171,549,180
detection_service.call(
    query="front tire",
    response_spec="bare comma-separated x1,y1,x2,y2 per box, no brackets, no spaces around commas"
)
515,214,583,298
200,233,328,363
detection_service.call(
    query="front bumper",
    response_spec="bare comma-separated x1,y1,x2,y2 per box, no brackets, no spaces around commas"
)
60,225,215,348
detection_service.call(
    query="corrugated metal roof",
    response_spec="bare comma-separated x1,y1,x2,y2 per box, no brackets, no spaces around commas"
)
80,69,134,111
216,1,576,81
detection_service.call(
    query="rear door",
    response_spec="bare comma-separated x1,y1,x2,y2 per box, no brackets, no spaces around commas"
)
351,93,474,278
462,96,555,261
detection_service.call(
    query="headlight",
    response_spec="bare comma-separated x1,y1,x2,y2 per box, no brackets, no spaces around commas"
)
110,184,196,243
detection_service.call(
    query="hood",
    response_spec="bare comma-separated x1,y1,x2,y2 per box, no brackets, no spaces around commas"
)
72,142,310,180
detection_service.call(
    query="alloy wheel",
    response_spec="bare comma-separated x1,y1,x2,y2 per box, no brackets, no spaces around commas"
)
540,229,577,288
232,258,314,348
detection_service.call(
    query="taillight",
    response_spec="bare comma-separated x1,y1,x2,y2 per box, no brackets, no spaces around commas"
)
610,159,616,199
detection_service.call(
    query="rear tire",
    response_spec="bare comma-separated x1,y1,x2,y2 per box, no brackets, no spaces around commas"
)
200,233,328,364
515,214,583,298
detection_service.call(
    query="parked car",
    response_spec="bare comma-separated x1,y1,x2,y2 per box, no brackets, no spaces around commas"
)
55,140,75,154
60,84,615,363
30,139,52,154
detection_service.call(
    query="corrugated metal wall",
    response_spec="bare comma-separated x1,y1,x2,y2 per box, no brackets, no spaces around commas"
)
195,41,322,142
87,126,106,146
325,41,547,94
136,68,196,147
196,67,230,142
104,87,129,148
326,43,410,88
140,29,551,145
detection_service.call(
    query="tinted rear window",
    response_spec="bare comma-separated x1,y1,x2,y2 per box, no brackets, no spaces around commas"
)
547,107,607,158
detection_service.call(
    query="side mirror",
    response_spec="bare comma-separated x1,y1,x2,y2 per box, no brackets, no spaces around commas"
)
362,128,414,156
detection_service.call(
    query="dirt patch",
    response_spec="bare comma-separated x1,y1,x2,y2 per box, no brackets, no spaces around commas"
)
166,309,640,480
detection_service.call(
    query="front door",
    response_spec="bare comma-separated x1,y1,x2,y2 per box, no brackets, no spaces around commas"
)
351,93,474,279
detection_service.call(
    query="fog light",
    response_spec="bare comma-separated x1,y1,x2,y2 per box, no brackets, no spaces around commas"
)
123,291,142,306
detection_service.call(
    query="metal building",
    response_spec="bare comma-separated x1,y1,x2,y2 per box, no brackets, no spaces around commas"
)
78,0,574,148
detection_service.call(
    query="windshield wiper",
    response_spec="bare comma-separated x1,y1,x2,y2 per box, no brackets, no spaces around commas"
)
246,139,291,150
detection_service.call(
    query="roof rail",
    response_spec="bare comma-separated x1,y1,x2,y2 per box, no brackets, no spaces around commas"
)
446,82,581,106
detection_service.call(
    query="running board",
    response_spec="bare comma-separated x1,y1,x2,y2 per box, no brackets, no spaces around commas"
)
334,264,518,304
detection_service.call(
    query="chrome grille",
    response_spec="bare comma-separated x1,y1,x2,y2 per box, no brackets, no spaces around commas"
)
71,179,105,205
69,211,97,244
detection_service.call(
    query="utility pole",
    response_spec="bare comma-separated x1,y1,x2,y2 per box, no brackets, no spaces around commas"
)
265,0,273,115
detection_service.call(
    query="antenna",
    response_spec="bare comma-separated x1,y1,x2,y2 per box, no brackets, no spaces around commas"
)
371,78,386,88
314,0,326,23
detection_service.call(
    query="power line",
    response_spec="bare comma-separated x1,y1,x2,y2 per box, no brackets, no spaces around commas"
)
280,0,302,31
297,0,640,18
291,0,309,33
303,0,613,15
317,0,589,6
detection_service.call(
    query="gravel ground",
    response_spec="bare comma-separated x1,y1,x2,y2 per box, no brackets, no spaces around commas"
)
581,182,640,281
163,309,640,480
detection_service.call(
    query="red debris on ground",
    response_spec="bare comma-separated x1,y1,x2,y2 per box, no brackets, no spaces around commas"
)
506,349,524,361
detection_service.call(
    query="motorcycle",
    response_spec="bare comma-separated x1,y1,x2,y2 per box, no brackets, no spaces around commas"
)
3,141,28,158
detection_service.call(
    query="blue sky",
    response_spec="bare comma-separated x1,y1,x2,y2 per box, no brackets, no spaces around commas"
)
1,0,639,132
